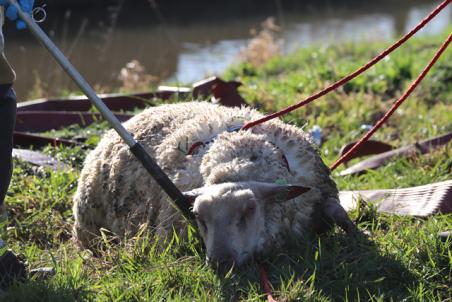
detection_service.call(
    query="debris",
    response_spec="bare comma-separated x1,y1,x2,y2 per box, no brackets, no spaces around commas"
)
29,267,55,280
12,149,66,171
192,76,247,107
339,180,452,216
13,131,80,149
339,140,394,165
339,132,452,175
309,125,322,146
15,77,247,151
17,92,155,112
15,111,132,133
360,124,373,131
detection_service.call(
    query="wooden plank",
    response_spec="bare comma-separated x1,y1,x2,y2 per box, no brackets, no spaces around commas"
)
13,132,80,148
15,111,133,132
339,132,452,176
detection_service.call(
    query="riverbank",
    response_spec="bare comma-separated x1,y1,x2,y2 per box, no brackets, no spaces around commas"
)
7,0,449,102
2,29,451,301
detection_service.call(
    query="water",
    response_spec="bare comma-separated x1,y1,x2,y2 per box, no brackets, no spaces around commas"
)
4,0,451,101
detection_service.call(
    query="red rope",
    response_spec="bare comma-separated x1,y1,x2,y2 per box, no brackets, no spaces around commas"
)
330,32,451,171
259,264,277,302
257,35,451,301
241,0,451,131
254,3,450,297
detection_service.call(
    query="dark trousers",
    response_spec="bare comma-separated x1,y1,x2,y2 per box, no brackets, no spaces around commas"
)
0,84,16,207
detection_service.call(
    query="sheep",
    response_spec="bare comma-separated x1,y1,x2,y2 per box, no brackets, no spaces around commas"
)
72,101,355,271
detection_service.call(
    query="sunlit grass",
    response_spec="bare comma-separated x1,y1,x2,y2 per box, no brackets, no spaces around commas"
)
1,29,451,301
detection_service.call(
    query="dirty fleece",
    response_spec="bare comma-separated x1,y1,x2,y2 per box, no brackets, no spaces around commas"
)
73,102,338,252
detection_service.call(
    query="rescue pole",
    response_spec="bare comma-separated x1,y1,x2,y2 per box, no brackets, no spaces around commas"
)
7,0,194,221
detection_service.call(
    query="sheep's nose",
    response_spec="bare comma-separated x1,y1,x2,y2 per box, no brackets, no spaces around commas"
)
208,253,237,274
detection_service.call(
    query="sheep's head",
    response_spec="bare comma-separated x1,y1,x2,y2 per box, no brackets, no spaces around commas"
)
184,181,309,273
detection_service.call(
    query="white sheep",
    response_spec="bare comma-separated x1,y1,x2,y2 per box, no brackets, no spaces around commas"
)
73,101,354,270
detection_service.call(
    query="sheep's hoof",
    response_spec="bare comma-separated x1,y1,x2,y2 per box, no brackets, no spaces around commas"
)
323,198,359,236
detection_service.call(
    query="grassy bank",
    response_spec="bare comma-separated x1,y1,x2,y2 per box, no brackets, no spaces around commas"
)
1,29,451,301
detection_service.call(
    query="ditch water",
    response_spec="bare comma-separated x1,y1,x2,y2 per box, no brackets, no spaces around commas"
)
4,0,451,101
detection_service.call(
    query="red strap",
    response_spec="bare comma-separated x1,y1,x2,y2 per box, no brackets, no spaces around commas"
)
187,141,205,155
241,0,450,131
259,265,278,302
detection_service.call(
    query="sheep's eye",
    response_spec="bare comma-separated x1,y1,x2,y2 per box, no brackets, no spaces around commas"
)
245,204,256,216
247,204,256,213
238,205,255,228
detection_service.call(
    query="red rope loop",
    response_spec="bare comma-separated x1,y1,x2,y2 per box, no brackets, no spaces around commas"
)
241,0,451,131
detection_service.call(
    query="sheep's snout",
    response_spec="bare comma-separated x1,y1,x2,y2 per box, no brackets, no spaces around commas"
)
207,248,239,274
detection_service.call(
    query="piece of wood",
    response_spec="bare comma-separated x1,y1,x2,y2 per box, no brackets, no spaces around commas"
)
17,92,157,112
14,77,248,149
13,132,80,148
339,180,452,216
16,90,189,113
12,149,66,171
339,140,394,164
17,77,246,113
192,76,247,107
15,112,133,132
339,132,452,176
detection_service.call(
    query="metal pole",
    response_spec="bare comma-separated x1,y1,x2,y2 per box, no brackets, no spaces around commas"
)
8,0,194,221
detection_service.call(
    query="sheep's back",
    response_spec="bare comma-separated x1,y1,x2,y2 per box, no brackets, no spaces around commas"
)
73,102,337,248
73,102,261,246
73,102,216,246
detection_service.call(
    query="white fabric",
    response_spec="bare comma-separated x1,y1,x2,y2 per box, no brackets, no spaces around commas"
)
339,180,451,216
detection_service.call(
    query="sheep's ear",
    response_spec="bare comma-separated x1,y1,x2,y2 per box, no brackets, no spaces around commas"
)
253,182,310,203
183,189,203,204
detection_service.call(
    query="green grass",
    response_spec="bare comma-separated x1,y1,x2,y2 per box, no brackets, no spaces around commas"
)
1,29,452,301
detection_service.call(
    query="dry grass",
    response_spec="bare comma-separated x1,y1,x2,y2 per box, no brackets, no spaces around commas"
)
117,60,159,92
238,17,283,67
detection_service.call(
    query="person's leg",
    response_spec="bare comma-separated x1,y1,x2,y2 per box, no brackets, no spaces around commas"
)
0,83,16,210
0,84,24,288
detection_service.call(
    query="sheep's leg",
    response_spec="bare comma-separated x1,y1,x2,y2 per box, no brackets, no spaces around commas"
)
323,198,358,235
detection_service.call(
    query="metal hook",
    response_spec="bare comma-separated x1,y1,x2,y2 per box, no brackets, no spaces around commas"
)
32,4,47,23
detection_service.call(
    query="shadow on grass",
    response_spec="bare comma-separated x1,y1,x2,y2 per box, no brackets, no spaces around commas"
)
220,231,416,301
1,279,91,302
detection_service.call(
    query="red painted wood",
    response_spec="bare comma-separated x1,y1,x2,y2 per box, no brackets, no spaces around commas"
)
15,111,133,132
